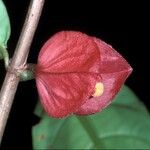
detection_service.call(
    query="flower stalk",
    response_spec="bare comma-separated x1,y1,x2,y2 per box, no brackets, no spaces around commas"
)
0,0,45,143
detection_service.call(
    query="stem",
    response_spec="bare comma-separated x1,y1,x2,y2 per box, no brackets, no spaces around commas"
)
0,45,9,68
20,64,36,81
0,0,45,143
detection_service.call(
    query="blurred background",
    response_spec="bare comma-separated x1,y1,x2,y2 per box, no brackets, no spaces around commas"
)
0,0,149,149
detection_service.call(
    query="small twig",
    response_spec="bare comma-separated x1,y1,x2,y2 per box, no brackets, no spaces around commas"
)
0,45,9,68
0,0,45,143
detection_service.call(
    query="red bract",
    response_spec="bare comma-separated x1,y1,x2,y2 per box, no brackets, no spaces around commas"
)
35,31,132,118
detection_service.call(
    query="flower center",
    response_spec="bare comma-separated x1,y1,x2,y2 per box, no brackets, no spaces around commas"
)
92,82,104,97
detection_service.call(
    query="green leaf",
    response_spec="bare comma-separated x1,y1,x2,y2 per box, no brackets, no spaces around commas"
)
32,86,150,149
0,0,11,47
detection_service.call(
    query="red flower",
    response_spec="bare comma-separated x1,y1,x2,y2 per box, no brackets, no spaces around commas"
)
35,31,132,118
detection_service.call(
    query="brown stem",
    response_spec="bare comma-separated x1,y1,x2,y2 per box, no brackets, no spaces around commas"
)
0,0,45,143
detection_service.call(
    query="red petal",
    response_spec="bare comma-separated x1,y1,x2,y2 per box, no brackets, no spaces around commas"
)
36,72,101,118
75,38,132,115
38,31,100,73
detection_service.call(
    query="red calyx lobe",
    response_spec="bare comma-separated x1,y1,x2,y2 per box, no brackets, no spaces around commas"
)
36,31,101,118
75,38,132,115
36,31,132,118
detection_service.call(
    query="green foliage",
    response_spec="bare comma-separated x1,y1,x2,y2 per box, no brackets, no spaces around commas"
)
32,86,150,149
0,0,10,46
0,0,10,59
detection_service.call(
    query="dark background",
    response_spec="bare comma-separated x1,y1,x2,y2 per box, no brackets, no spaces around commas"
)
0,0,149,149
